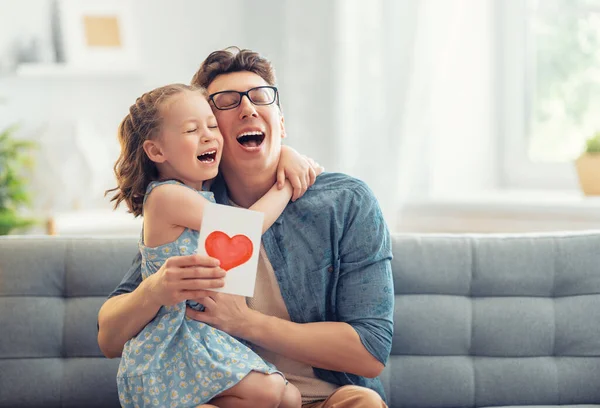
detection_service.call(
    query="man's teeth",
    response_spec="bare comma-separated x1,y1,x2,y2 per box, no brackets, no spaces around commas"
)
237,131,264,148
237,131,263,138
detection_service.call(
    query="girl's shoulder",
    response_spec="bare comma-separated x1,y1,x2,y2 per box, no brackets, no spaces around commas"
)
143,180,215,208
144,179,187,199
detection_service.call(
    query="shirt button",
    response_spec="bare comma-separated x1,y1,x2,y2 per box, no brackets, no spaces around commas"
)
327,266,334,273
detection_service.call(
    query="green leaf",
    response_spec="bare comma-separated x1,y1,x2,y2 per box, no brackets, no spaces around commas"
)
586,131,600,153
0,124,37,232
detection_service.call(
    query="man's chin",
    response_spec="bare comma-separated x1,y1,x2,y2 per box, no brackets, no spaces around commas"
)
224,157,276,176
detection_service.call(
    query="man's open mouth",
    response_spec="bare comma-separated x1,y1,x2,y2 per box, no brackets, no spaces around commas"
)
237,131,265,148
197,149,217,163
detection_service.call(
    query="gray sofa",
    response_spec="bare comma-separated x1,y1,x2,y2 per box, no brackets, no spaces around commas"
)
1,232,599,407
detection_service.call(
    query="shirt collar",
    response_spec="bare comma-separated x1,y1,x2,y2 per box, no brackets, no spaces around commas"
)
211,173,284,225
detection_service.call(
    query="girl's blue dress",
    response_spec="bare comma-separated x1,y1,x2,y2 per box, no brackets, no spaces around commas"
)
117,180,280,408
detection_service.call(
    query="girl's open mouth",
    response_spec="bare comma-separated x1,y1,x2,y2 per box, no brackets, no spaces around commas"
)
197,149,217,163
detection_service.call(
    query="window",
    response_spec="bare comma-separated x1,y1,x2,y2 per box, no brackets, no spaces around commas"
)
500,0,600,189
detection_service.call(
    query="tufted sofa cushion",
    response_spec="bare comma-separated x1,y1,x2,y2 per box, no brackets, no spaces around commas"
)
0,237,137,408
380,232,600,407
1,232,600,407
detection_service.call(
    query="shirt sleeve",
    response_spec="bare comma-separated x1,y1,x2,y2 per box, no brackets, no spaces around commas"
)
107,252,143,299
336,181,394,365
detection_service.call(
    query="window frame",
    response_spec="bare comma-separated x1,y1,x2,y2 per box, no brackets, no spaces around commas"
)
498,0,580,190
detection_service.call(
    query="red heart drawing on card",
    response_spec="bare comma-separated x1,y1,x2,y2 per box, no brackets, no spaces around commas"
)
205,231,253,271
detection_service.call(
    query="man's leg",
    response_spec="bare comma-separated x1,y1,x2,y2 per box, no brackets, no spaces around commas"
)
302,385,387,408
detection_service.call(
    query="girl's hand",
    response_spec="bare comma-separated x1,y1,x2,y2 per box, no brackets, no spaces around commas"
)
145,254,225,307
277,145,324,201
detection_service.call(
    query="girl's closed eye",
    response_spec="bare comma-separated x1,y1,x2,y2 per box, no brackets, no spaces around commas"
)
207,117,218,129
185,128,197,134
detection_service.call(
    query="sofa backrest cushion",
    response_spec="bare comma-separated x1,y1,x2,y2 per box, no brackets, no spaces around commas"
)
381,232,600,408
0,237,137,408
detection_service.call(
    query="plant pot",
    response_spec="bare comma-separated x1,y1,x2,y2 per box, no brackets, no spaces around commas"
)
575,153,600,196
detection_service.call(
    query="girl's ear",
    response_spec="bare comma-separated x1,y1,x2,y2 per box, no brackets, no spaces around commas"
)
143,140,166,163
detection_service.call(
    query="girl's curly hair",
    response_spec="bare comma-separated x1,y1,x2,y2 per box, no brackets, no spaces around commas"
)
105,83,201,217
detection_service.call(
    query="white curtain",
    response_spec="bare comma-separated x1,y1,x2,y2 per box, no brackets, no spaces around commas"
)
333,0,433,230
331,0,495,230
244,0,495,231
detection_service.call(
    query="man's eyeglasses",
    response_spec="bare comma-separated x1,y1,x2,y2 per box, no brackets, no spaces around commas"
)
208,86,279,111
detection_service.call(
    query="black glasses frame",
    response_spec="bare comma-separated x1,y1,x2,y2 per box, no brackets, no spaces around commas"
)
208,86,279,111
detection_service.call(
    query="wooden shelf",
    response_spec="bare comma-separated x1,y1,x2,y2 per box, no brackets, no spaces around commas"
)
15,63,140,78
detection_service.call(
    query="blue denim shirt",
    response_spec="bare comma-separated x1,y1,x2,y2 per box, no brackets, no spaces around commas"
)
108,172,394,401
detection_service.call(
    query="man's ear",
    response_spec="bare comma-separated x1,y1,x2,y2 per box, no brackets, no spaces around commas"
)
143,140,166,163
280,115,286,139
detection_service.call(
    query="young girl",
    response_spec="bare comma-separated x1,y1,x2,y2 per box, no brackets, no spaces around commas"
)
107,84,320,408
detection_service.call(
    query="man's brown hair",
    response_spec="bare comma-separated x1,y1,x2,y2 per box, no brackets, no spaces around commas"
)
191,46,277,89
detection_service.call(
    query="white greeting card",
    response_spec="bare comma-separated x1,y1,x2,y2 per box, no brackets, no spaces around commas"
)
197,202,264,297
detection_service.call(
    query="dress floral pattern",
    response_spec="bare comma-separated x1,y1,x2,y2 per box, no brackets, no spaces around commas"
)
117,180,280,408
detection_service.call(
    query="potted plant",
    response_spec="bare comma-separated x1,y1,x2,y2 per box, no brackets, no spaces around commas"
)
0,125,37,234
575,131,600,196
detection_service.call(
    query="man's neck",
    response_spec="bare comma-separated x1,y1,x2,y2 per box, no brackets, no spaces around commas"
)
222,167,276,208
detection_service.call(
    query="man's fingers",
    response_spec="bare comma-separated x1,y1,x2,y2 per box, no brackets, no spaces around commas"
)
200,296,217,308
186,308,212,323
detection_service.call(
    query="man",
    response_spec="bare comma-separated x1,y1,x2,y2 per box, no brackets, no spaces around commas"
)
98,47,394,407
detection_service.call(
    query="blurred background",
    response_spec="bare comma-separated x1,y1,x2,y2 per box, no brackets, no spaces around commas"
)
1,0,600,236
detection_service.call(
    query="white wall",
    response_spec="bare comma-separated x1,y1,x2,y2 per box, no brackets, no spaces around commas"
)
0,0,248,213
235,0,338,169
0,0,343,215
1,0,512,234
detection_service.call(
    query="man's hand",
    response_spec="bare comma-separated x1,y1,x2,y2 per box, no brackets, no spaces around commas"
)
185,292,253,338
186,292,385,377
145,254,226,308
277,145,324,201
